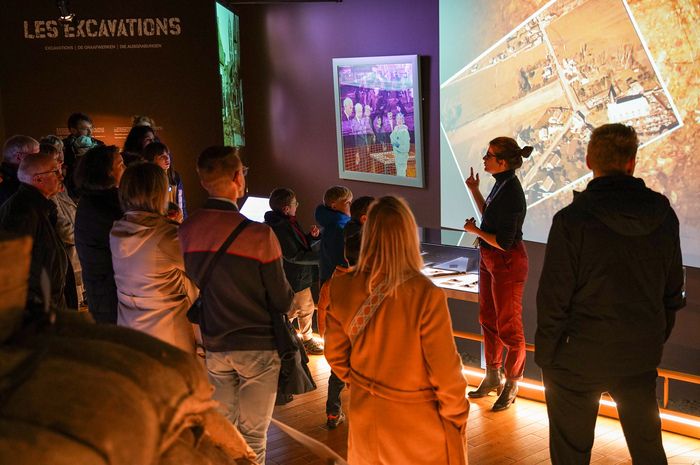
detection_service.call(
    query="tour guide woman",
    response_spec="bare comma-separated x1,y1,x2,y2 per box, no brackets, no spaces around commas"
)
464,137,533,411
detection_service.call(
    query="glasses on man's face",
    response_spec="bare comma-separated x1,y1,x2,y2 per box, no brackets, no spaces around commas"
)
34,168,62,178
241,166,249,177
483,151,497,160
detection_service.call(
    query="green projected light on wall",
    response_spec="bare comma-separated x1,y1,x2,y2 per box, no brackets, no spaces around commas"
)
216,2,244,147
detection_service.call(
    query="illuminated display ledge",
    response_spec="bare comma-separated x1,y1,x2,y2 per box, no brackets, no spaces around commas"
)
421,267,478,302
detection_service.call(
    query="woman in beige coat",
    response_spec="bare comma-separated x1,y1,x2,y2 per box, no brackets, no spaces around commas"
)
110,163,197,353
325,196,469,465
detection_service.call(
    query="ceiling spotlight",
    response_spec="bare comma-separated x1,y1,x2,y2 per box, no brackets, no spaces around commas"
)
56,0,75,24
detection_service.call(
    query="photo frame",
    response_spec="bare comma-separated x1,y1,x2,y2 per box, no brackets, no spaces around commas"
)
332,55,424,187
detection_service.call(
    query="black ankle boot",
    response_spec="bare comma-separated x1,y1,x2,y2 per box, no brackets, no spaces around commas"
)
492,380,518,411
468,367,504,398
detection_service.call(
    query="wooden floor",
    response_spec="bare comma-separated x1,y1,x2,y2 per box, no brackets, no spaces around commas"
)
266,355,700,465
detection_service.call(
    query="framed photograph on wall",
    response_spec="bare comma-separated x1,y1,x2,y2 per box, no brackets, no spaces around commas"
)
332,55,424,187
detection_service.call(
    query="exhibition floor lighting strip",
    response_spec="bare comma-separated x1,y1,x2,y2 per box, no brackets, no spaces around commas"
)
462,368,700,432
456,331,700,439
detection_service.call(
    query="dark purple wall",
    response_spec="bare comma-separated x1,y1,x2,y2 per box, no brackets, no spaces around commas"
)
237,0,440,227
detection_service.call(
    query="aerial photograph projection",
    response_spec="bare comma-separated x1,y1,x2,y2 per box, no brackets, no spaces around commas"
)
440,0,699,265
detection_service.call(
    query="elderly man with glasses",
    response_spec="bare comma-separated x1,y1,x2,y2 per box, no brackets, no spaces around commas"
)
0,151,69,320
0,135,40,206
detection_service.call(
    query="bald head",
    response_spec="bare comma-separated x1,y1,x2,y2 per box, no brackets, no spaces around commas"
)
3,135,39,165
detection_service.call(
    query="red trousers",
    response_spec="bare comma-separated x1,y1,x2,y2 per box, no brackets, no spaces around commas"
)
478,241,528,380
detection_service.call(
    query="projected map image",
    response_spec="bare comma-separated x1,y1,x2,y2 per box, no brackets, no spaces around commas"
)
442,0,681,212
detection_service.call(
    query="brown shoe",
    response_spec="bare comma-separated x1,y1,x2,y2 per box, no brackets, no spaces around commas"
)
468,367,504,398
302,338,324,355
492,380,518,411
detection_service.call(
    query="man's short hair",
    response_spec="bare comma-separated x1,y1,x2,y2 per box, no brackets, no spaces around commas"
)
67,112,92,130
587,124,638,175
350,196,375,220
118,162,168,214
40,135,64,153
323,185,352,206
269,187,295,212
38,143,60,159
197,146,242,188
3,135,39,164
17,152,56,183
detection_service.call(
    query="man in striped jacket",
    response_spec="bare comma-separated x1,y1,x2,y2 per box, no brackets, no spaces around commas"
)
179,146,293,465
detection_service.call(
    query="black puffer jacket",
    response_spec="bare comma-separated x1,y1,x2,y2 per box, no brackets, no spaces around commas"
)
535,175,685,377
264,210,319,292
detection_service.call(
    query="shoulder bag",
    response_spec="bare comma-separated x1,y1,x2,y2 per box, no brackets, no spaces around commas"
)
186,219,251,324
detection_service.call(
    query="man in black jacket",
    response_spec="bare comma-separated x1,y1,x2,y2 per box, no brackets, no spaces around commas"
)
536,124,685,464
62,112,104,198
0,152,69,320
0,135,39,206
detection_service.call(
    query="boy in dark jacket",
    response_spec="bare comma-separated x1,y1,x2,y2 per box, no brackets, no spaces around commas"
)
264,187,323,355
536,124,685,464
314,185,353,429
314,185,353,283
343,196,374,267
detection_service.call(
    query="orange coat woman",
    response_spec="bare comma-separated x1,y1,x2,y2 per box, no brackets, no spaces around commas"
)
325,196,469,465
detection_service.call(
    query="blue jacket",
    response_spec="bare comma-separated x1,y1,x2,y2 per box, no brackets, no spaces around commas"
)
314,204,351,282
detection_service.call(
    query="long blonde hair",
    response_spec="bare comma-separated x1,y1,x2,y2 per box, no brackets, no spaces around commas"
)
355,196,423,295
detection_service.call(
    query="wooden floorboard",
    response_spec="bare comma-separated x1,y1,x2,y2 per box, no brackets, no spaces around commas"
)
265,355,700,464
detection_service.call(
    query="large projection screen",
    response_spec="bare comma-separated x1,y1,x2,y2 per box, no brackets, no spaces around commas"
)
440,0,699,267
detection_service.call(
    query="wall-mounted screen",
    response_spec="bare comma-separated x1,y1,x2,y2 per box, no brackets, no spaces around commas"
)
333,55,424,188
216,2,244,146
239,196,269,222
440,0,699,266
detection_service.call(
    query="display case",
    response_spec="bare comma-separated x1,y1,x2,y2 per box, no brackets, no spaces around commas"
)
420,227,480,302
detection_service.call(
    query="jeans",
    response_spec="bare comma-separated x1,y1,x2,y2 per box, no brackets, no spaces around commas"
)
542,368,666,465
289,287,315,341
206,349,281,464
326,370,345,415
